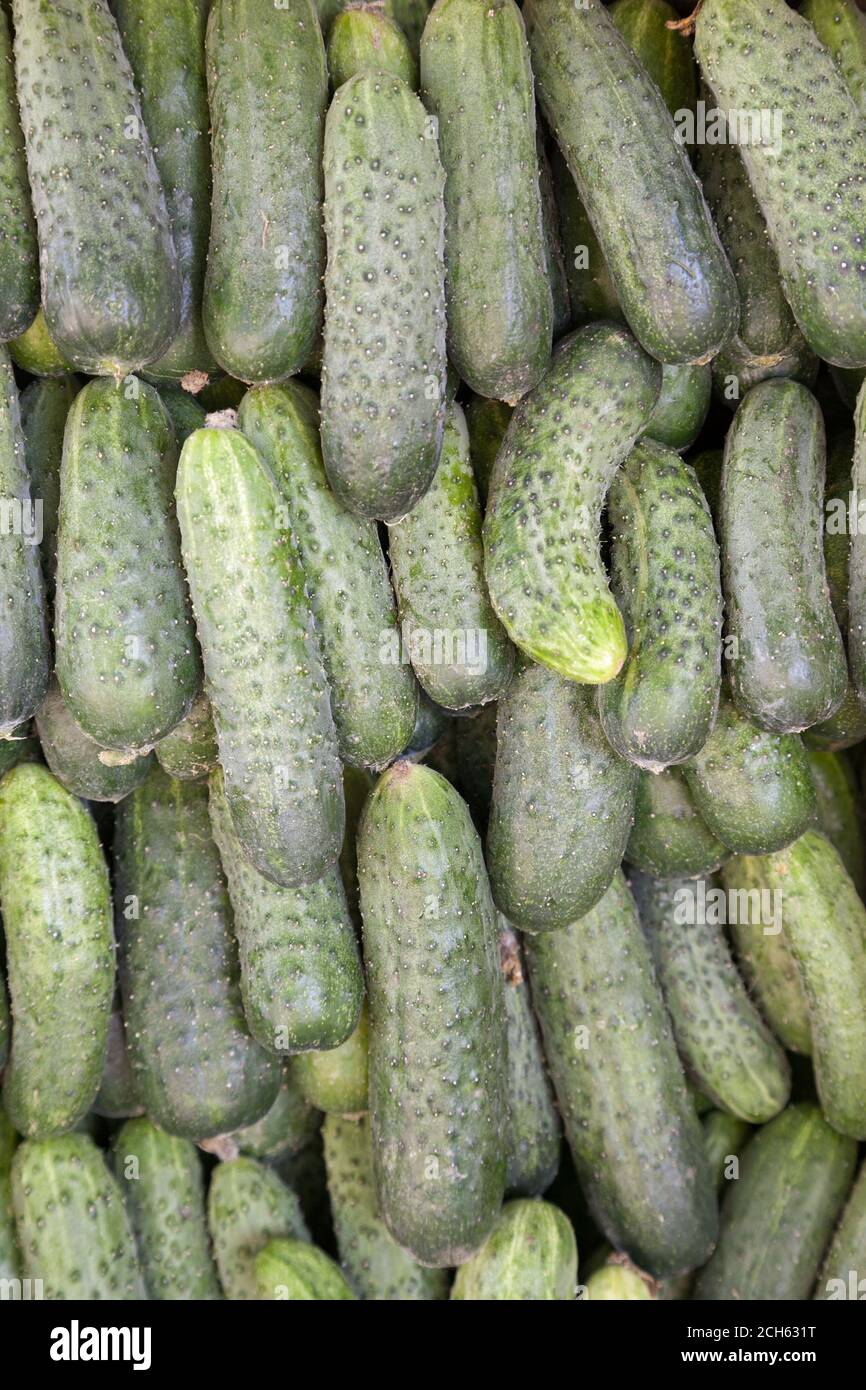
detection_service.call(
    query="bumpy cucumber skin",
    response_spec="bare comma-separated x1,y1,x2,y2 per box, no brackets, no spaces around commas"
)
451,1199,577,1301
114,1117,221,1300
0,765,113,1139
702,1111,752,1192
484,323,661,685
93,1009,143,1120
499,926,561,1197
255,1236,356,1300
551,145,622,327
644,365,711,452
115,766,280,1140
526,872,717,1279
0,6,38,339
176,426,344,888
55,378,200,751
584,1261,654,1301
802,0,866,113
694,1102,857,1301
847,385,866,703
12,0,180,374
488,663,638,931
358,761,508,1267
625,768,728,879
632,873,790,1125
19,375,79,593
696,0,866,369
208,767,363,1056
208,1156,310,1300
324,1115,448,1299
388,400,514,709
293,1003,369,1116
327,6,418,88
155,691,218,782
525,0,736,366
0,1111,19,1279
36,679,155,803
609,0,697,119
464,396,511,509
157,385,208,443
238,382,417,767
231,1062,321,1162
599,442,722,770
113,0,216,378
815,1160,866,1300
203,0,327,383
806,750,866,895
9,309,75,377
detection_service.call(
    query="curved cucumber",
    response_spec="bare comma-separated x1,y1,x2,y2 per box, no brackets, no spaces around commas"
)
625,768,728,879
292,1003,369,1117
609,0,697,120
19,374,79,594
155,691,218,782
328,6,417,88
255,1237,355,1300
802,0,866,113
0,5,38,340
806,749,865,896
36,679,155,804
644,364,711,452
499,926,561,1197
816,1160,866,1300
451,1199,577,1301
208,1156,310,1300
9,309,75,378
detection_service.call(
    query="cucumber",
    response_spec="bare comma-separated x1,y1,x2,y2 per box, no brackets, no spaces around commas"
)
420,0,552,403
598,441,722,771
55,377,200,751
807,750,865,895
36,679,155,803
93,1009,143,1120
524,0,736,366
208,1156,310,1300
702,1111,752,1192
321,72,446,521
451,1199,577,1301
12,0,180,374
499,926,561,1197
483,323,661,685
255,1237,356,1300
386,0,432,54
197,375,247,414
327,5,417,88
203,0,327,383
19,375,79,593
526,872,717,1279
387,400,515,709
0,4,38,340
682,694,816,855
237,382,418,767
584,1259,654,1301
816,1160,866,1300
114,1116,221,1300
0,764,113,1139
12,1133,146,1300
292,1003,369,1116
693,1102,857,1301
357,761,508,1266
644,365,711,452
848,384,866,702
113,0,216,378
157,385,208,444
465,396,511,509
551,145,622,327
115,765,281,1140
0,346,49,737
487,662,638,931
695,0,866,369
323,1115,449,1300
689,446,722,521
0,1111,19,1280
208,766,363,1056
625,768,728,879
609,0,697,119
804,683,866,753
155,691,218,782
536,136,571,341
632,873,790,1125
176,425,344,887
9,309,75,378
231,1063,321,1163
802,0,866,114
0,722,39,779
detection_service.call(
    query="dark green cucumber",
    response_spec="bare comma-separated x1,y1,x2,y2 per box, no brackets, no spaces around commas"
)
847,383,866,703
12,1133,145,1300
632,873,790,1124
12,0,180,374
327,4,417,88
499,925,561,1197
451,1199,577,1301
255,1237,355,1300
176,426,344,887
689,446,722,521
599,442,722,770
36,679,155,803
55,378,200,750
536,136,571,341
203,0,327,383
421,0,552,402
0,764,113,1138
292,1003,369,1116
114,1116,221,1300
488,661,638,931
526,872,717,1279
115,765,280,1140
113,0,215,378
695,0,866,369
524,0,736,365
154,691,218,781
157,384,208,444
483,322,661,685
324,1115,448,1300
0,721,40,778
208,1156,310,1300
805,682,866,752
238,382,418,767
321,72,446,521
816,1160,866,1300
808,750,866,893
357,761,508,1266
230,1062,321,1162
197,375,247,413
388,400,514,709
609,0,697,120
0,1110,19,1280
551,145,622,327
693,1102,857,1301
9,309,75,377
702,1110,752,1192
625,768,728,879
93,1009,143,1120
0,4,37,339
19,374,79,593
644,365,711,452
464,395,511,509
208,766,363,1056
802,0,866,114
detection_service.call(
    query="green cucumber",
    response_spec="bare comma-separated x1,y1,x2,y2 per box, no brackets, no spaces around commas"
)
807,750,865,894
804,682,866,753
323,1115,449,1300
525,0,736,366
208,1156,310,1300
609,0,697,119
816,1161,866,1300
0,722,40,778
157,385,208,444
464,396,511,509
238,382,418,767
487,662,638,931
802,0,866,112
499,926,561,1197
387,400,515,709
695,0,866,369
483,322,661,685
625,768,728,879
693,1102,857,1301
255,1237,355,1300
644,365,712,452
321,71,446,521
203,0,327,383
9,309,75,378
847,384,866,703
702,1111,752,1192
19,375,79,593
292,1003,369,1116
357,761,508,1266
155,691,218,782
12,0,180,374
115,765,280,1140
599,441,722,770
55,377,200,751
93,1009,143,1120
536,136,571,341
0,764,113,1139
12,1133,145,1300
0,1111,19,1280
584,1259,654,1301
36,679,155,803
114,1116,221,1300
386,0,432,55
689,446,722,521
197,375,247,414
551,145,622,327
451,1199,577,1301
421,0,551,402
0,4,38,340
328,5,417,88
176,425,344,887
208,766,363,1056
230,1063,321,1163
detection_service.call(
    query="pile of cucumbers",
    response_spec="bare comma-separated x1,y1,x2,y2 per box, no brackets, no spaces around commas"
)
2,0,866,1304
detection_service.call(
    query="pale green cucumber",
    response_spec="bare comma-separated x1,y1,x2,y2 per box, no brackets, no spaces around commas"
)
208,1156,310,1300
292,1003,369,1116
255,1237,356,1300
451,1199,577,1301
327,5,418,88
9,309,75,378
